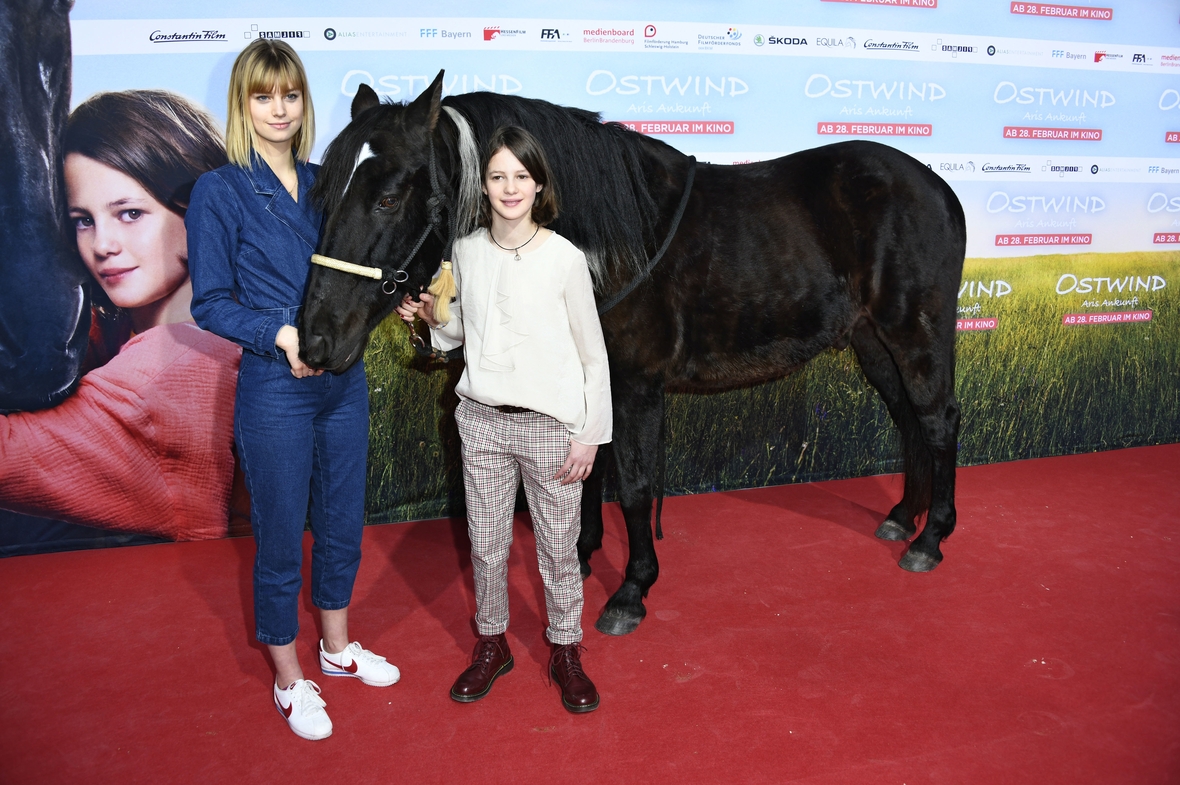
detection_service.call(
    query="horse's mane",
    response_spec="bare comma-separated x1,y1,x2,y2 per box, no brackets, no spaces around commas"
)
312,89,665,291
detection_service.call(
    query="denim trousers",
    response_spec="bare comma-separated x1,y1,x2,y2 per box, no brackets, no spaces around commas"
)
234,350,369,646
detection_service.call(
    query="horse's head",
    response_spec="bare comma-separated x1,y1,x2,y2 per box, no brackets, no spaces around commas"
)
300,71,453,372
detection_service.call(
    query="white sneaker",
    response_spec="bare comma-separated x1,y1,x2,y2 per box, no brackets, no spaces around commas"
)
319,640,401,687
273,679,332,741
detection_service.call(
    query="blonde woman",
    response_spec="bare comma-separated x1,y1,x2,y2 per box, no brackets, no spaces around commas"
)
187,39,397,741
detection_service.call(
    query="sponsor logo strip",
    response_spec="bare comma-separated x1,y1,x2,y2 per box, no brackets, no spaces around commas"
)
956,318,998,331
1061,310,1151,325
1003,126,1102,141
1010,3,1112,20
818,122,932,136
996,233,1092,246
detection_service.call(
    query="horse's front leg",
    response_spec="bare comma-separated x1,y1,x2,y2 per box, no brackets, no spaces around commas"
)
595,373,664,636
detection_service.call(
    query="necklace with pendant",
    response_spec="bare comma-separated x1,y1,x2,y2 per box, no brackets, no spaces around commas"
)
490,225,540,261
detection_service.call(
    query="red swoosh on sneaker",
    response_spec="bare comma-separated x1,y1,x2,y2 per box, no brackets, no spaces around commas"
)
323,655,359,674
277,697,294,718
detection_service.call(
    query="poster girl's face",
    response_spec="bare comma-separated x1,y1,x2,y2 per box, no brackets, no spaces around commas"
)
65,154,189,312
483,146,542,226
249,85,304,151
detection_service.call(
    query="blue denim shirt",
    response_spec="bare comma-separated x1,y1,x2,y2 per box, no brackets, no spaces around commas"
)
188,156,321,359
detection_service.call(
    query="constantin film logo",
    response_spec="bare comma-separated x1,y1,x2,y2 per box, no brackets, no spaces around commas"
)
149,29,227,43
863,39,919,53
981,163,1032,173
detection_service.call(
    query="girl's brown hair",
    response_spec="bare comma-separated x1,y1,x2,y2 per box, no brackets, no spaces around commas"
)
479,126,559,227
225,38,315,165
64,89,227,216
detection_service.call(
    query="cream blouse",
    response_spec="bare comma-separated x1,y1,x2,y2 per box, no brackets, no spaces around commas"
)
431,229,612,445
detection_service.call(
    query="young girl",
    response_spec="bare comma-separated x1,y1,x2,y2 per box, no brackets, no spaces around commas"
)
0,90,241,545
187,39,397,741
397,126,611,713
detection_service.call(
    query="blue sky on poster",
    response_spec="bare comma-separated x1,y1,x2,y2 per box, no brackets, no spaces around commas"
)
66,0,1180,255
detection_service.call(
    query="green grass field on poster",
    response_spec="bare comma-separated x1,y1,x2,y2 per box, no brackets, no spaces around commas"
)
360,251,1179,524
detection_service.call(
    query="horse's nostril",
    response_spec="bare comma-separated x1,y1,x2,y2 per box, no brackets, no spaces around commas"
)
304,333,328,361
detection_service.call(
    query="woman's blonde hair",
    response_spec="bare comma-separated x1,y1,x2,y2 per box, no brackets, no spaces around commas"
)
225,39,315,166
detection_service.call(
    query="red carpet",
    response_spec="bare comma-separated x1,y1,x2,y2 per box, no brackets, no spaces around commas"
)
2,445,1178,784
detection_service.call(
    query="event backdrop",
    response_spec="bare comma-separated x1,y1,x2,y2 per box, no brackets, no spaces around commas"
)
1,0,1177,551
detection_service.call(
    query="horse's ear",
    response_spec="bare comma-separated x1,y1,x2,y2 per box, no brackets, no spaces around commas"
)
351,83,381,119
407,69,444,132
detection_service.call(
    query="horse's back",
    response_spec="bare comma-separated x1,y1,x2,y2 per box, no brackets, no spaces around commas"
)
635,140,965,387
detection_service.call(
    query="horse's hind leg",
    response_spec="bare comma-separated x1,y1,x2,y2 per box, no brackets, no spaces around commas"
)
594,373,663,636
874,317,961,573
850,321,928,542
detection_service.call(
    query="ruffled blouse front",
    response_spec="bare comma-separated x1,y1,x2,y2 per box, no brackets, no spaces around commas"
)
430,229,611,445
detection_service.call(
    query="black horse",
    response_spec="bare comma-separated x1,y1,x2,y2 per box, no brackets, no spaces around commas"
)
0,0,90,413
299,72,965,635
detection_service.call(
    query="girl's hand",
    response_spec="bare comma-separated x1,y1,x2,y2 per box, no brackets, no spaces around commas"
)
556,440,597,485
275,324,323,378
395,291,439,327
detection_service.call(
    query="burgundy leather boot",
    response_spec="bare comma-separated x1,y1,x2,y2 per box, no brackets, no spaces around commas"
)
549,642,600,713
450,633,513,703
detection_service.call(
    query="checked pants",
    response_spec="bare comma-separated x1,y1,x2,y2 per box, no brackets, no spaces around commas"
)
455,398,584,645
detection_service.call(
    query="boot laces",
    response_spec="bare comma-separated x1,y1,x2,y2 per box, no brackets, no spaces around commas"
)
550,643,588,683
471,636,502,674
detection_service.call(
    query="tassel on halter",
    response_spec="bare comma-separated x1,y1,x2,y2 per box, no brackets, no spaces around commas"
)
427,261,456,324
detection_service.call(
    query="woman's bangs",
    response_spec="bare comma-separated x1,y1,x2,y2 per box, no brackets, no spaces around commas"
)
244,57,303,98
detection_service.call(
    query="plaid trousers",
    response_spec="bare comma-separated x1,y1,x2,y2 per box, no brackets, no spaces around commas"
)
455,398,584,645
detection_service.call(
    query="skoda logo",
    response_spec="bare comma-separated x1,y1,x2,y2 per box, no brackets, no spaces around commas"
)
754,34,764,46
324,27,337,40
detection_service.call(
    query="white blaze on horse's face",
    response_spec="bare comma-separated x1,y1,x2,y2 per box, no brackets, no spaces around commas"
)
483,147,542,228
342,142,376,201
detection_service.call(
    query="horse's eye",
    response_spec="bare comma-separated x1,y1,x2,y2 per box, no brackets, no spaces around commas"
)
379,196,400,210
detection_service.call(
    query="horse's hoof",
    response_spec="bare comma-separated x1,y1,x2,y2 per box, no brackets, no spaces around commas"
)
595,606,645,636
899,550,942,572
875,517,915,541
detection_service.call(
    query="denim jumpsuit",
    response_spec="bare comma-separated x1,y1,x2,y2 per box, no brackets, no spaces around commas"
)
187,156,369,646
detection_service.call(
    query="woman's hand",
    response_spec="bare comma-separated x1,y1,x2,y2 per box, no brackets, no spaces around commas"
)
555,440,597,485
395,292,439,327
275,324,323,378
